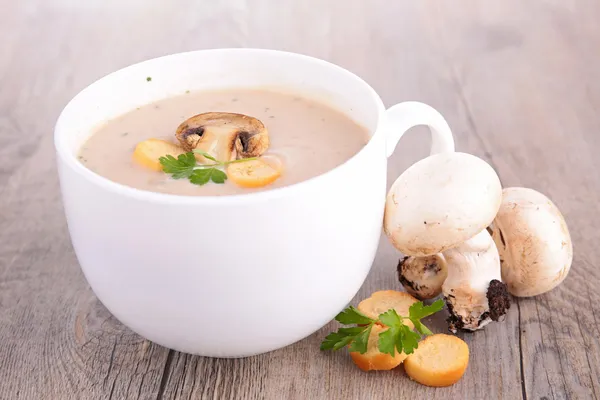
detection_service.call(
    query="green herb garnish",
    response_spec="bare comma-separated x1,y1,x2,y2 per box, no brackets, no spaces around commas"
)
146,76,152,82
320,299,444,356
159,150,257,186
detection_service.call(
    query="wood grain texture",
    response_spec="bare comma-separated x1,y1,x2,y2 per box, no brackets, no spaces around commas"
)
0,0,598,399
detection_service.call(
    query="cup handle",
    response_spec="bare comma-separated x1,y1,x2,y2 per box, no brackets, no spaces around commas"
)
384,101,455,157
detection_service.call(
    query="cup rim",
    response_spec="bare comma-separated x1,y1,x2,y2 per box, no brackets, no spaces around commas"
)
55,48,386,205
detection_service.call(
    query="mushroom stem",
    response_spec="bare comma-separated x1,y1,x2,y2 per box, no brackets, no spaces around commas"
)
397,254,448,300
442,229,511,332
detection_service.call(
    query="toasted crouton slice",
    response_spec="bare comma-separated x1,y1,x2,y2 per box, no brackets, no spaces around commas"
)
133,138,183,171
227,157,282,188
404,334,469,387
350,325,406,371
357,290,419,328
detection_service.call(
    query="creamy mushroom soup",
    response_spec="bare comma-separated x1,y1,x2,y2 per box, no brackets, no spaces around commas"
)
79,88,370,196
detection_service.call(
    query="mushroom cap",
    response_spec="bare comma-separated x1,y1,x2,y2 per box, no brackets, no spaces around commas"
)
175,112,269,161
491,187,572,297
384,152,503,257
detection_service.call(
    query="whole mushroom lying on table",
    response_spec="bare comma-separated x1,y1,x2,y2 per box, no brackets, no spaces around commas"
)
490,187,573,297
384,152,572,332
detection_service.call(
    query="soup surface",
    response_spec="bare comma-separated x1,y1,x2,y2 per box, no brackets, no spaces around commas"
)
79,88,370,196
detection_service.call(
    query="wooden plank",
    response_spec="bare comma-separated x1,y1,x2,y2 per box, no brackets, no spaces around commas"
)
0,0,599,399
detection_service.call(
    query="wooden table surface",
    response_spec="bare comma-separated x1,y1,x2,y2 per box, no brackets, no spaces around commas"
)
1,1,599,399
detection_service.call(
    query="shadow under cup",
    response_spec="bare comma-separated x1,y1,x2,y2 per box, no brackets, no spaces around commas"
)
55,49,388,357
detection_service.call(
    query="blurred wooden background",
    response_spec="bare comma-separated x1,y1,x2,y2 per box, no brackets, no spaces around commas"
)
1,1,599,399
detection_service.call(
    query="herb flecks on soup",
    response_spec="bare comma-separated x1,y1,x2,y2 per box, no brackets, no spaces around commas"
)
79,88,369,196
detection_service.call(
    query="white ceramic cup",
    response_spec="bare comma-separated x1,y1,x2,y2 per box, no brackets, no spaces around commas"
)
55,49,454,357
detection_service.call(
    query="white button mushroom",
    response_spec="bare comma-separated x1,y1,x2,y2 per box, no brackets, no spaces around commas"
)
384,152,503,257
385,152,510,332
490,187,573,297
